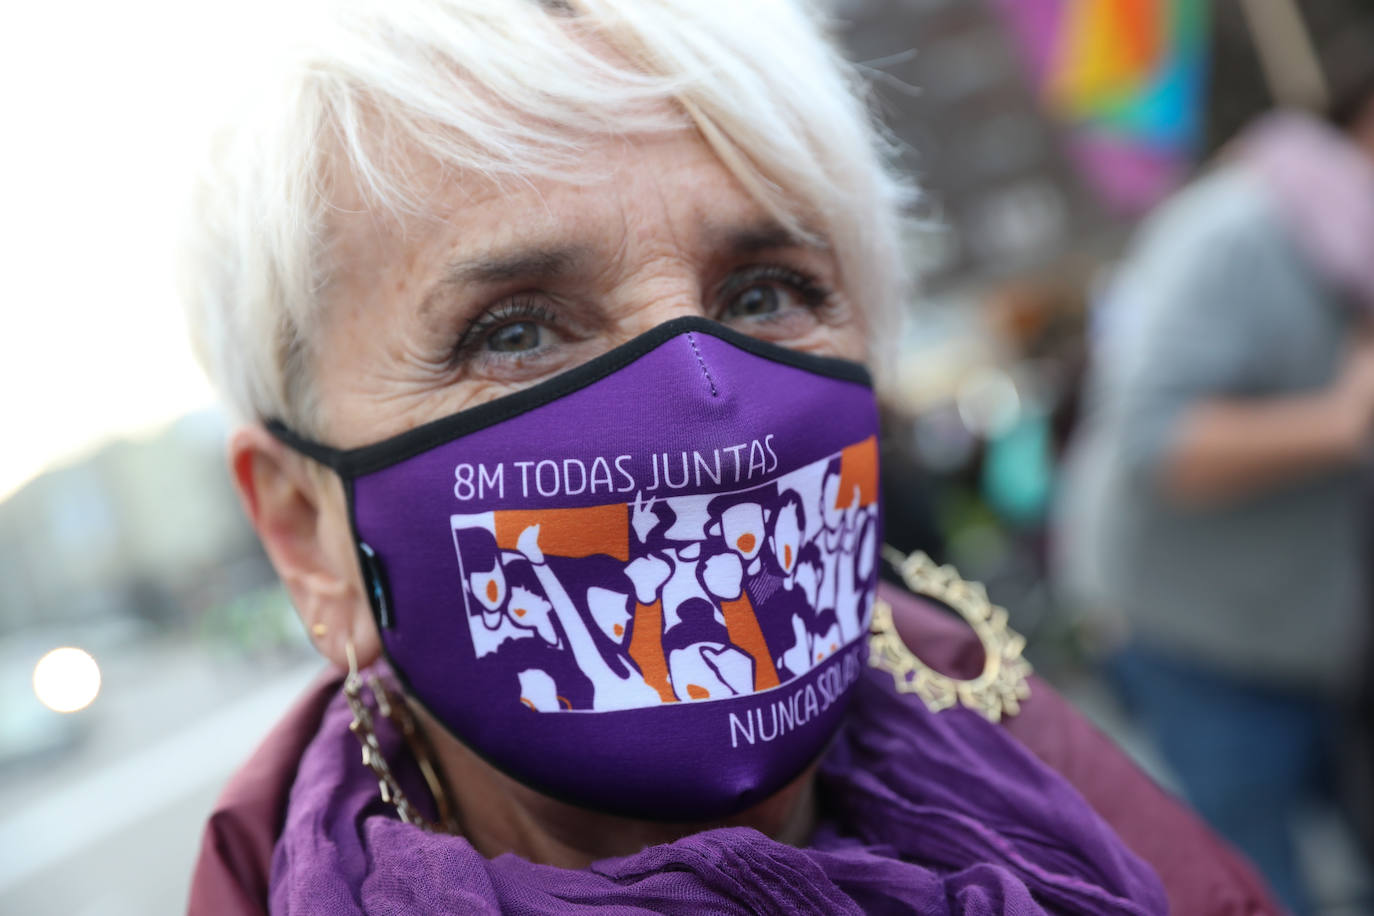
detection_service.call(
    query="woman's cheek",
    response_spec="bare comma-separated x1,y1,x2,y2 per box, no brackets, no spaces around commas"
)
758,319,867,363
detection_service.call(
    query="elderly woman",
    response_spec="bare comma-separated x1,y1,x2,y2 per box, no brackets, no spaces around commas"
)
185,2,1277,913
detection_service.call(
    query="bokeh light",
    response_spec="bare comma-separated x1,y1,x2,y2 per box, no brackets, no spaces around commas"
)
32,647,102,713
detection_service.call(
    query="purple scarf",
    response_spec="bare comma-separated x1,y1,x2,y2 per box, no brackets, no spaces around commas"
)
269,661,1166,914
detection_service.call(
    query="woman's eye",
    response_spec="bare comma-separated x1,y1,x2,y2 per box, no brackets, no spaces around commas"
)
725,285,782,319
451,300,559,366
487,320,542,353
718,266,831,323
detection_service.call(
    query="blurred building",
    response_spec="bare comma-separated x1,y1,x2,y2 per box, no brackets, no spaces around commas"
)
0,412,268,635
835,0,1112,291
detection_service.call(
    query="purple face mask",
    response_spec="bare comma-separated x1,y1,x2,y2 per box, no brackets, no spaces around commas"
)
270,317,882,820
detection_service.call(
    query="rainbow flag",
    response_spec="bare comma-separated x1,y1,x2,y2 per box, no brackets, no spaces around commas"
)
995,0,1210,214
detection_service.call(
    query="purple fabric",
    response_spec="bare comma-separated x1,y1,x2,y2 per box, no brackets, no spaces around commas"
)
269,663,1168,914
350,326,882,818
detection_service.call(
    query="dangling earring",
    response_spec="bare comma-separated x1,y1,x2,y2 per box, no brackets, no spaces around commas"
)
342,642,460,833
869,546,1032,723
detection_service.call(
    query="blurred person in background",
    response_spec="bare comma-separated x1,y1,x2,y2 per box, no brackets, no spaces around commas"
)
1054,11,1374,914
179,1,1281,913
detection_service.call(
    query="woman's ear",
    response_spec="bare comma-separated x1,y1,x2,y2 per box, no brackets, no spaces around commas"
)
228,425,382,670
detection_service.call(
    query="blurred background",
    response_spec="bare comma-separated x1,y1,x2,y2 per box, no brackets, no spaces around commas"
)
2,0,1372,912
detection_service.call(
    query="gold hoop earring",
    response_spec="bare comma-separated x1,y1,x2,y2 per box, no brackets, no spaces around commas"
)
343,642,460,833
869,547,1032,722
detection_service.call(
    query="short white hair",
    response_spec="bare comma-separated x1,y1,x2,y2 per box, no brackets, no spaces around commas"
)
182,0,914,434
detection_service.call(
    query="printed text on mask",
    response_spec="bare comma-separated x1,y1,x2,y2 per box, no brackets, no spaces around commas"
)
453,435,780,501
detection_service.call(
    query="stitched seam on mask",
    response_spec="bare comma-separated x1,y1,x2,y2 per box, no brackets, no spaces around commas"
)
685,332,718,397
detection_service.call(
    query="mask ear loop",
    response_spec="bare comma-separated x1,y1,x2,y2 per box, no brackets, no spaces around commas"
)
871,547,1033,722
341,642,461,833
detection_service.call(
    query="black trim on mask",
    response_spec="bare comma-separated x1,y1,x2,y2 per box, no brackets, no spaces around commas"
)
265,316,871,479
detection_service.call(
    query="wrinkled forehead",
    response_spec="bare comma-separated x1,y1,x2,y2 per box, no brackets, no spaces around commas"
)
315,123,828,320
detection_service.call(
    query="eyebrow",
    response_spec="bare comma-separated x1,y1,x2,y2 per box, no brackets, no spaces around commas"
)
450,221,811,284
417,220,825,317
447,244,590,285
709,219,827,255
418,243,589,318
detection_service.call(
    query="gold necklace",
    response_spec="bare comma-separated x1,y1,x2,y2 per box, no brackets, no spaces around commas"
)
869,547,1032,722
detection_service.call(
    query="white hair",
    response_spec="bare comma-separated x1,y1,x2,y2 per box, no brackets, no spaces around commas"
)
182,0,914,434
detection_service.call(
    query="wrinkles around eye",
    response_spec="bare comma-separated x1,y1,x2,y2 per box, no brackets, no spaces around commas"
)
441,265,851,392
452,331,602,391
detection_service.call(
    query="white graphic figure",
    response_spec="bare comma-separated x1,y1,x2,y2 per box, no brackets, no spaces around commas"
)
465,555,537,658
701,551,744,601
793,560,821,609
669,642,754,701
780,613,841,673
659,547,716,631
517,669,561,711
586,586,631,644
631,491,660,543
833,496,877,641
663,494,712,541
769,499,804,589
854,511,878,631
662,544,756,702
856,512,877,581
721,502,765,562
821,472,848,548
469,611,535,658
469,558,507,618
833,536,862,644
624,554,671,606
779,614,813,678
505,585,559,646
816,471,848,619
773,460,827,545
812,619,843,665
516,525,662,711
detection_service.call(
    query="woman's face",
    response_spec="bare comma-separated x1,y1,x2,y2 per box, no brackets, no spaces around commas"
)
312,128,869,447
